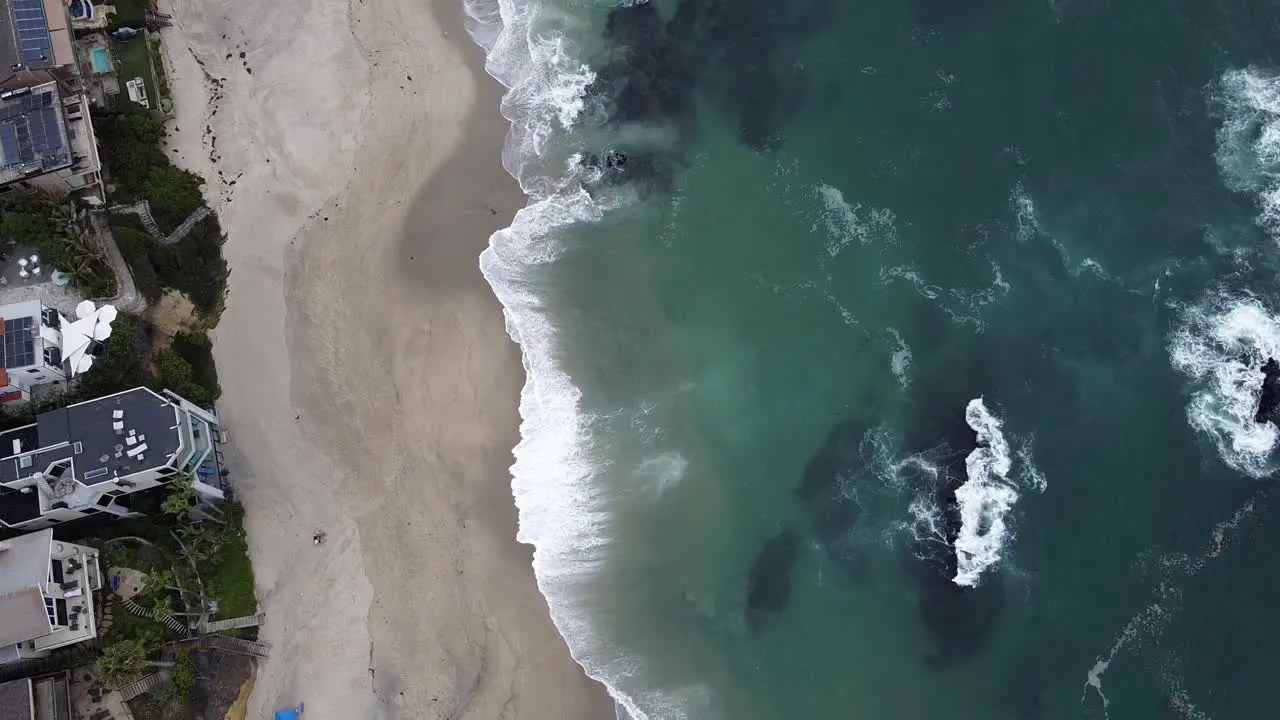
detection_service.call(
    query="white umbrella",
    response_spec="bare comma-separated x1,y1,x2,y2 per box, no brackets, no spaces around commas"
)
74,354,94,375
92,322,112,341
98,305,118,323
75,300,95,319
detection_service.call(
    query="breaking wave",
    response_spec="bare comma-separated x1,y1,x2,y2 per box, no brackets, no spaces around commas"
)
464,0,676,717
871,403,1044,584
952,398,1020,587
1211,66,1280,238
1169,292,1280,478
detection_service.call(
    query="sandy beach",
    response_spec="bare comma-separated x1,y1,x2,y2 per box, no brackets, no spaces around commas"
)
155,0,613,717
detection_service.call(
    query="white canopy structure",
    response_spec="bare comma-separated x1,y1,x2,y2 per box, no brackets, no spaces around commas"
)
57,301,118,379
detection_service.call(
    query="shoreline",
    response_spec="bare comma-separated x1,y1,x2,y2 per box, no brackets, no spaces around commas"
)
158,0,614,716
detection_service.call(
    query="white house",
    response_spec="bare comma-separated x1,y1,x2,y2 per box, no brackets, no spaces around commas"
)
0,387,227,531
0,299,118,407
0,529,101,666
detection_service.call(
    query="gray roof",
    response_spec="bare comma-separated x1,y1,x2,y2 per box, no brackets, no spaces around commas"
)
0,387,182,486
0,0,55,75
0,529,51,648
0,486,39,525
0,83,69,184
0,679,32,720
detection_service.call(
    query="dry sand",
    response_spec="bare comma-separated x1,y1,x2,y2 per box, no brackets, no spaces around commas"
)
157,0,613,717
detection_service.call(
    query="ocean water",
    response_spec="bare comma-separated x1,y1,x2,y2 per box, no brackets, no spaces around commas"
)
465,0,1280,718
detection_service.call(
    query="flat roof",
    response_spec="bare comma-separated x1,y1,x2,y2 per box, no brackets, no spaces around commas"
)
0,0,55,74
0,679,32,720
0,388,181,486
0,82,69,186
0,486,39,526
0,528,51,648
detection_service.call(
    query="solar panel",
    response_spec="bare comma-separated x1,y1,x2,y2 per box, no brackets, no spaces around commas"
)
11,0,52,63
13,122,32,163
34,108,61,152
3,318,35,369
0,125,19,165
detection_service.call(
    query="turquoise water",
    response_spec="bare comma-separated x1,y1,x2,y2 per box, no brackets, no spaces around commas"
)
469,0,1280,717
91,46,110,74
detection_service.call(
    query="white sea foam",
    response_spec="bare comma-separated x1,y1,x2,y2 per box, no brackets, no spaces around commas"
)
1014,438,1048,493
1009,181,1040,243
886,327,912,389
1169,292,1280,477
1008,182,1114,280
635,451,687,498
1211,66,1280,238
463,0,688,717
952,398,1020,587
813,184,897,257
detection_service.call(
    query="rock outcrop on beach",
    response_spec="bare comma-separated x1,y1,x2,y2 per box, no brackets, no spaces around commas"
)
745,528,802,632
1255,357,1280,425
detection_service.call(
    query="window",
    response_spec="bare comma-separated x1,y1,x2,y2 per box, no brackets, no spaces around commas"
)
73,442,82,454
95,495,112,508
44,596,55,625
54,598,67,627
50,559,64,584
26,369,39,374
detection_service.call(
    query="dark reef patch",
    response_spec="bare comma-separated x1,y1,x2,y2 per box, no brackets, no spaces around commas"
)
667,0,812,151
746,528,802,632
795,418,869,581
597,2,697,128
576,3,696,193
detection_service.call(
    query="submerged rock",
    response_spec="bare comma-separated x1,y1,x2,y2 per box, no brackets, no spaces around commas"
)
1256,357,1280,425
745,528,801,632
906,407,1004,670
795,419,869,580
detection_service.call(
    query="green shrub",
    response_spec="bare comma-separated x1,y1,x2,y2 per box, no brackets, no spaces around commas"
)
94,103,165,199
114,225,163,302
111,216,229,318
96,638,149,689
144,164,204,231
147,216,229,317
172,649,196,697
170,332,220,400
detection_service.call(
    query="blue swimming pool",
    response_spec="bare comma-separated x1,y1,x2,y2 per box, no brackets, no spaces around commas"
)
89,46,109,74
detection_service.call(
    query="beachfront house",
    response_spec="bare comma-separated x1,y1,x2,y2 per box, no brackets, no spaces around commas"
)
0,387,229,532
0,672,73,719
0,0,104,201
0,528,100,666
0,300,118,407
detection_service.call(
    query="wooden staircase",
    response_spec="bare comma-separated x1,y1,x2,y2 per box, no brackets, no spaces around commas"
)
119,671,169,701
121,598,192,636
203,614,264,633
201,634,270,658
